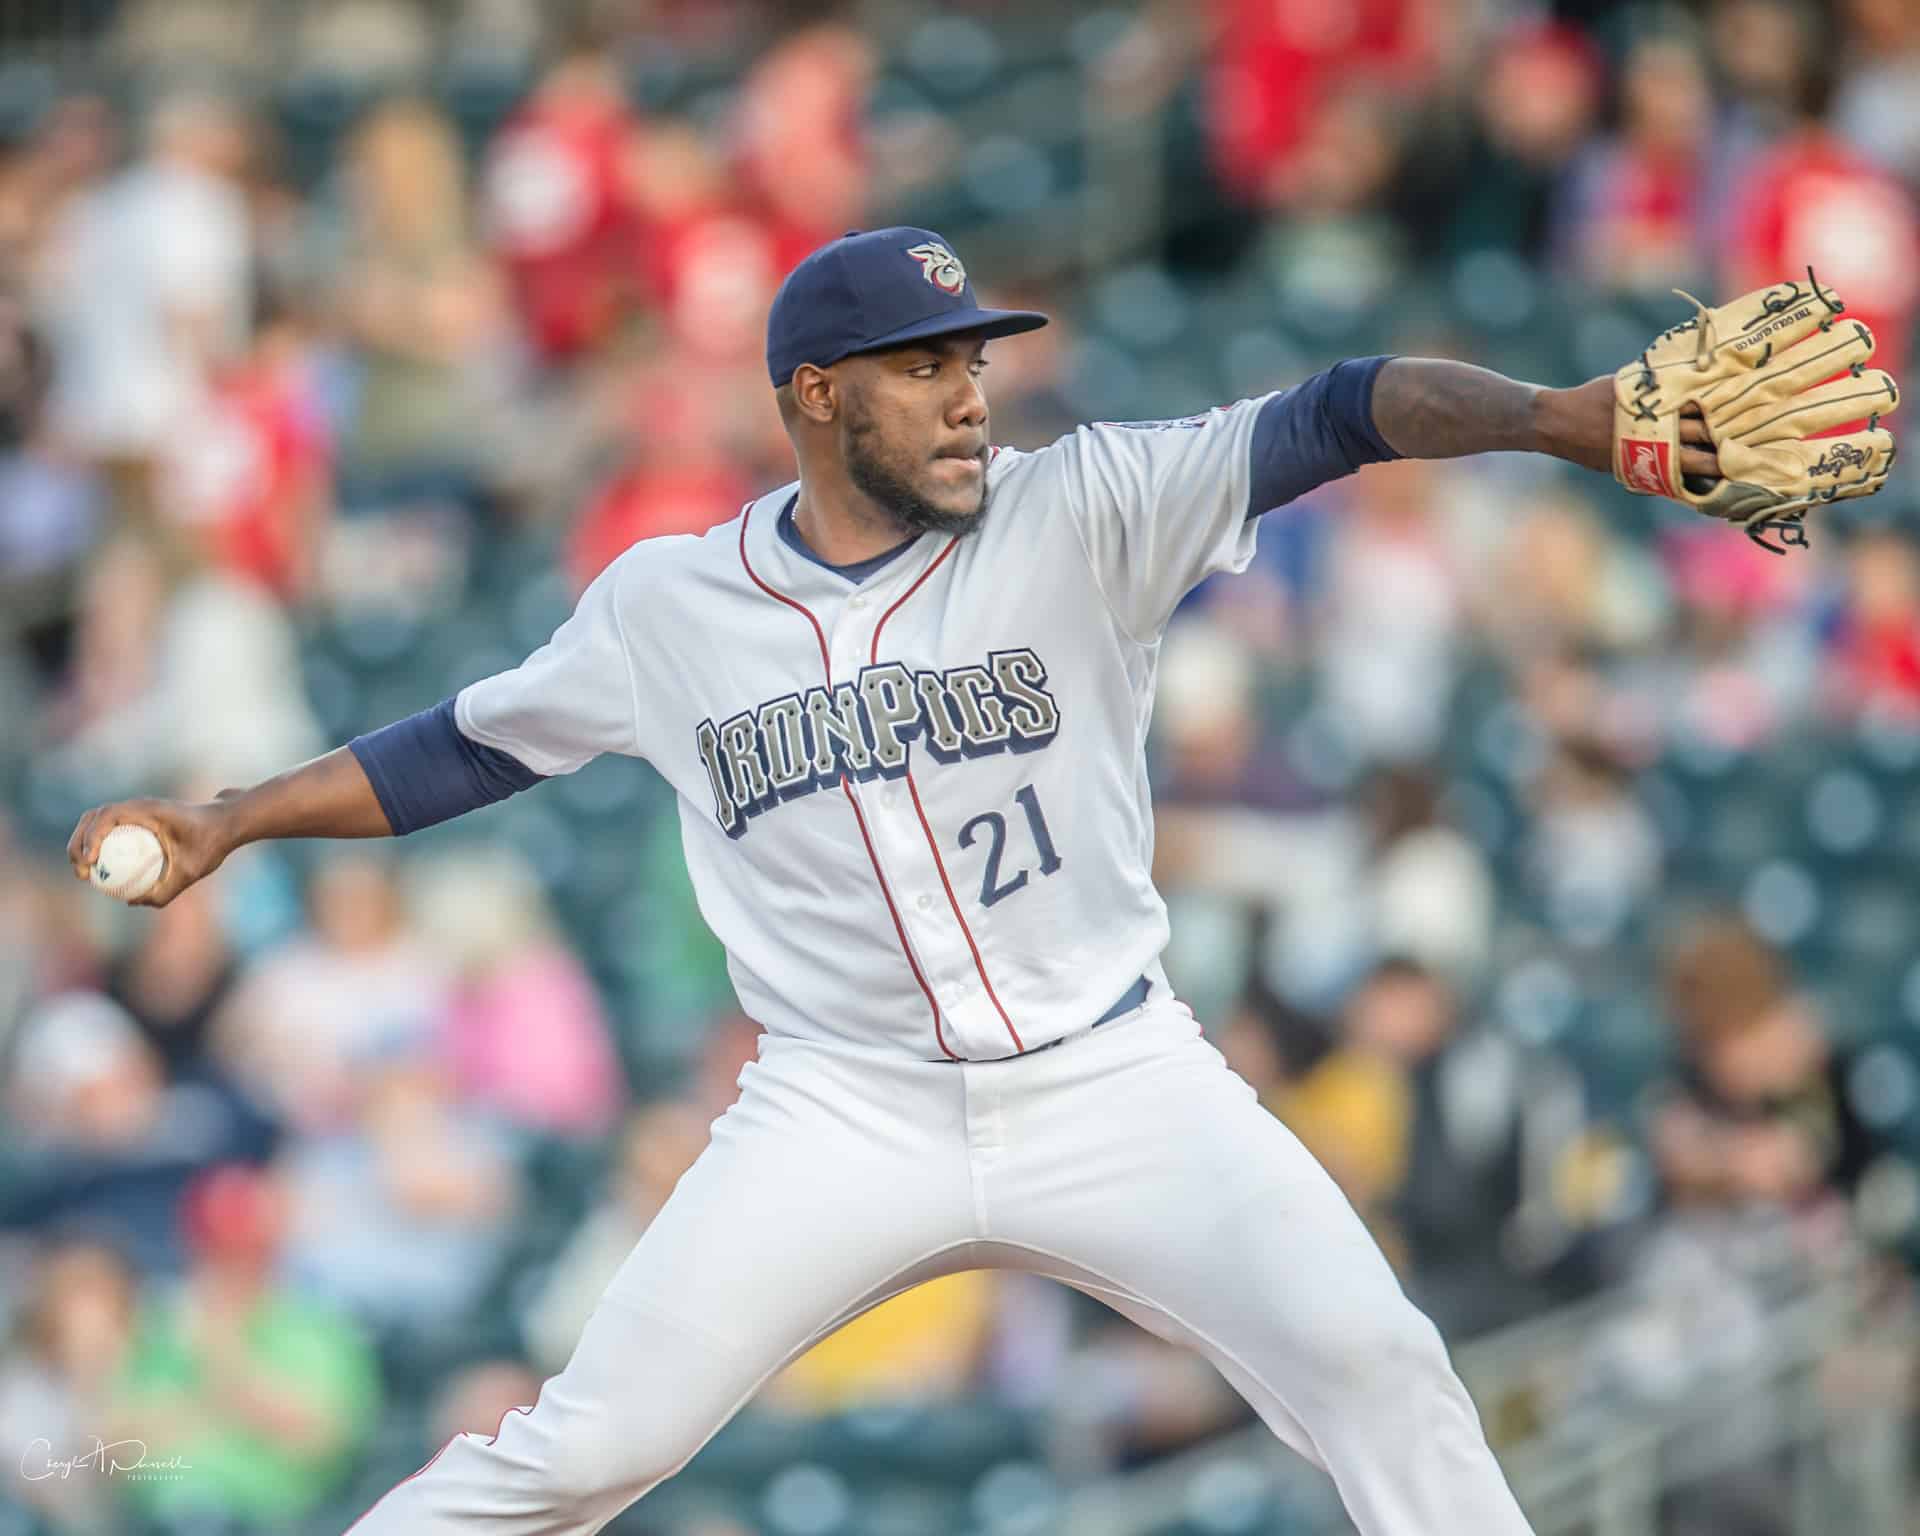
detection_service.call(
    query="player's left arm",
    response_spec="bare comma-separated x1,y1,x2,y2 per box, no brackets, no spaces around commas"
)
1366,362,1719,483
1241,358,1715,523
1378,276,1904,553
1068,342,1742,643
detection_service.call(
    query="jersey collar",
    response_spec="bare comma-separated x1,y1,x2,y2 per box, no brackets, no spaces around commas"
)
744,482,949,609
775,492,923,584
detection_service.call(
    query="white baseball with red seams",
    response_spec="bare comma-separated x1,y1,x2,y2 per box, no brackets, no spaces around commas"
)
348,403,1535,1534
91,823,166,901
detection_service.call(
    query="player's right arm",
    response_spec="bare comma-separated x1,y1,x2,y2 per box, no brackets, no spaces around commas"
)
68,552,644,908
67,747,392,907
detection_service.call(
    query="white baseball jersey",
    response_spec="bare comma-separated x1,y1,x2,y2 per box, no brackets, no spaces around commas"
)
351,370,1534,1536
455,397,1273,1061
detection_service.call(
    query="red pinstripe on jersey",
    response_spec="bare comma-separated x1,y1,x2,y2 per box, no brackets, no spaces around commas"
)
737,506,958,1060
903,772,1024,1053
869,537,957,654
869,538,1025,1055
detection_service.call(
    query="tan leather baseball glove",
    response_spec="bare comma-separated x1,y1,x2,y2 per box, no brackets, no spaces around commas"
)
1614,269,1900,553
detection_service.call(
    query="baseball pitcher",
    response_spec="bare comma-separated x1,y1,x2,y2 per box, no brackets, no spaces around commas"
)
69,230,1899,1535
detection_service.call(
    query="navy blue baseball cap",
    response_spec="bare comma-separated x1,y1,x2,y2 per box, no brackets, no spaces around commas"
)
766,226,1049,388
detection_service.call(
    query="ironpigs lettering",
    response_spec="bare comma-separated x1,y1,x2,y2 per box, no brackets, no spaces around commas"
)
695,648,1060,838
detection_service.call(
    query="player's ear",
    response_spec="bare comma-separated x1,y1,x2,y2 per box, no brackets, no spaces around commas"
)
789,363,838,425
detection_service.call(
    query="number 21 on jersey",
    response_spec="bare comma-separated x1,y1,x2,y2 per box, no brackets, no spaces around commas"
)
958,785,1061,908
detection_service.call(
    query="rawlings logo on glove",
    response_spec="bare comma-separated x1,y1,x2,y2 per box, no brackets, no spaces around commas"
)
1619,438,1676,498
1811,442,1869,477
1612,269,1901,553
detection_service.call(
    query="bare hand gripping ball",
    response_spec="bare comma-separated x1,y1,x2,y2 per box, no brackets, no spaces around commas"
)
92,825,166,902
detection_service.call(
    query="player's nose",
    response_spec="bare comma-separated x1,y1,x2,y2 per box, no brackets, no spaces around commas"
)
949,371,987,427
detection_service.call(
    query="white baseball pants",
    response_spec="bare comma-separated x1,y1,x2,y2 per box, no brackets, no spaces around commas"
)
346,1005,1533,1535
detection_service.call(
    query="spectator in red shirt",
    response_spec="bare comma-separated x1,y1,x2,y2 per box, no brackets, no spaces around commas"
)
1555,31,1717,292
627,120,783,368
1206,0,1438,209
627,120,732,315
566,364,755,591
1827,530,1920,719
164,307,330,603
1723,53,1920,380
482,35,643,365
732,23,875,270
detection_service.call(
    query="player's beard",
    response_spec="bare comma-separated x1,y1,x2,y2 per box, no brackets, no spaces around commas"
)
843,399,990,540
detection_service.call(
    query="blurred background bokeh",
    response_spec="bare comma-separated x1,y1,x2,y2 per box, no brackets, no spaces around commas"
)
3,0,1920,1533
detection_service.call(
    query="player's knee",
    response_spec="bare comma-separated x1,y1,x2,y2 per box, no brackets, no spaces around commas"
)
538,1399,709,1511
1299,1292,1453,1407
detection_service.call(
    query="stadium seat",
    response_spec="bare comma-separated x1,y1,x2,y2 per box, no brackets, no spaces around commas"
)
439,58,529,155
277,73,376,190
902,16,1005,106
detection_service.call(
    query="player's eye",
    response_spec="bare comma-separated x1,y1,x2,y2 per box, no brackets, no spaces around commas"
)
969,359,990,376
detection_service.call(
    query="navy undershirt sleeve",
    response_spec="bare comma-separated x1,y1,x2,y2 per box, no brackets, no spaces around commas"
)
348,697,544,836
1247,355,1404,519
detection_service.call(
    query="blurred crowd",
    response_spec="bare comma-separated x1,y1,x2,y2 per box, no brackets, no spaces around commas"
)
3,0,1920,1532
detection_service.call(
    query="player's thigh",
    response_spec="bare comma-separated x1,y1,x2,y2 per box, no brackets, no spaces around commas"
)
999,1013,1434,1401
603,1035,978,1362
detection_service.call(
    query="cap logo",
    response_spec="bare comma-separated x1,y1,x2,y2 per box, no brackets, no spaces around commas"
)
906,241,966,295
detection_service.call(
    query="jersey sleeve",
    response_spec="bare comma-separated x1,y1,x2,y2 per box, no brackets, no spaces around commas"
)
1055,356,1400,641
1054,396,1273,643
349,698,544,836
454,555,642,776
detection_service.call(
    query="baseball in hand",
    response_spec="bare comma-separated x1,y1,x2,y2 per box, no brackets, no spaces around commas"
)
92,824,166,902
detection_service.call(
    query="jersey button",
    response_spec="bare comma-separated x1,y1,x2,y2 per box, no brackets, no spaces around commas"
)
850,593,868,609
916,893,933,911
